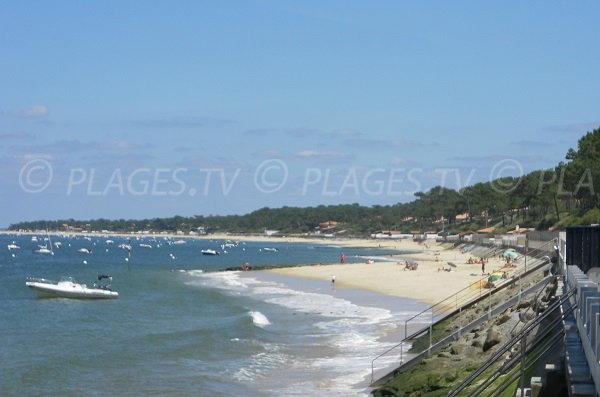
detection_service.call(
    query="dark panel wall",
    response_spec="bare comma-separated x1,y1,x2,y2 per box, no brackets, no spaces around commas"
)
567,226,600,272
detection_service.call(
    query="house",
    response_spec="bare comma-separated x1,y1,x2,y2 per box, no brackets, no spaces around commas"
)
319,220,339,228
455,213,469,222
370,230,412,239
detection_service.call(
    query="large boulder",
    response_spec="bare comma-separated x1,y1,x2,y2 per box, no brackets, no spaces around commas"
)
483,326,502,352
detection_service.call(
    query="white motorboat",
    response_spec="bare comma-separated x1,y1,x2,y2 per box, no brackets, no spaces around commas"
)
201,249,219,256
78,248,91,254
25,276,118,299
7,243,20,250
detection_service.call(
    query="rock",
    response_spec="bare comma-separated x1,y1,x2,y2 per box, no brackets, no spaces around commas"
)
471,340,482,348
519,311,535,322
496,313,511,325
450,344,465,355
483,327,502,352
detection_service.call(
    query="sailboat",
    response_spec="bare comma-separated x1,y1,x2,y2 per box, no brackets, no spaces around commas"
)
34,230,54,255
34,244,54,255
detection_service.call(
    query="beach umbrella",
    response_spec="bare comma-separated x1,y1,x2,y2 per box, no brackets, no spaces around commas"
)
488,273,501,283
503,250,519,260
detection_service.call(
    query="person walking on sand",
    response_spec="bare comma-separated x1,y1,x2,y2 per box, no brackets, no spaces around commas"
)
481,257,486,274
340,254,345,264
331,275,336,285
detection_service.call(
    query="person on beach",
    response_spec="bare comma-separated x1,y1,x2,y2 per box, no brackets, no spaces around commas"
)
340,254,344,264
481,258,486,274
331,275,336,284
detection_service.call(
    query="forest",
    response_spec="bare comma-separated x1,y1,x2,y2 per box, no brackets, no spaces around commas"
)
10,128,600,236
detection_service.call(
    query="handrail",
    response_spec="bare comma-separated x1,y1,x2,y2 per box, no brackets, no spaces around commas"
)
446,286,577,397
370,242,554,385
404,239,557,338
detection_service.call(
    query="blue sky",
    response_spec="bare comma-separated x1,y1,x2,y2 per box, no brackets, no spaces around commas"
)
1,1,599,227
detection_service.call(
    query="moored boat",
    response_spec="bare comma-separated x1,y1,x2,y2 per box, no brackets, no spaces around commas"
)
25,276,118,299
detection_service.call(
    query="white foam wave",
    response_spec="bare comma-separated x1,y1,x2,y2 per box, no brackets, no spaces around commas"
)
184,270,420,396
257,287,392,324
233,344,289,382
249,310,270,327
185,270,250,291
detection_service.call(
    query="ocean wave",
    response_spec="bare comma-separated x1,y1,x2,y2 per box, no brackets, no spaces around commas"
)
186,270,250,290
248,310,270,327
232,344,289,383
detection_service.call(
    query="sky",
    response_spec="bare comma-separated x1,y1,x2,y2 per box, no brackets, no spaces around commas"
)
1,1,599,228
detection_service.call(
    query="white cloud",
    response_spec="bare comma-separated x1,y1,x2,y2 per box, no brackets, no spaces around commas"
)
0,132,36,140
22,105,49,118
1,105,49,119
295,150,350,161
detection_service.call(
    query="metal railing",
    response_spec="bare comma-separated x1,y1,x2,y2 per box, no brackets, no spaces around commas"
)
370,239,557,385
446,285,576,396
565,265,600,396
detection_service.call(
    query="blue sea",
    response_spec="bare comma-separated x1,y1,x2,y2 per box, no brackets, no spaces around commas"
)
0,233,427,396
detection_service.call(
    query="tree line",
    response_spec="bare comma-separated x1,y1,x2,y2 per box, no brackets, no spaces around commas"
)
10,127,600,236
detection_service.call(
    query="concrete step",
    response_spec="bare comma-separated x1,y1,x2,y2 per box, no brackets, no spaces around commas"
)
566,363,591,383
570,382,596,397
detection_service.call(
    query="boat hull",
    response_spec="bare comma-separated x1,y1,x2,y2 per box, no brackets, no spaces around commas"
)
26,281,119,299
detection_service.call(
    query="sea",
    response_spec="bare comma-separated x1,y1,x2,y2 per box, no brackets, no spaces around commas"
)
0,233,428,396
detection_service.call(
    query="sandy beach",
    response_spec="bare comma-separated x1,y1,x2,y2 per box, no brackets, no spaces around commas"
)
263,238,512,305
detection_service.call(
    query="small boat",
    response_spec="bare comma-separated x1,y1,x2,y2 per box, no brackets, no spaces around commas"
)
78,248,91,254
25,275,118,299
263,247,279,252
34,245,54,255
172,240,186,245
7,243,20,250
139,244,152,248
201,249,219,256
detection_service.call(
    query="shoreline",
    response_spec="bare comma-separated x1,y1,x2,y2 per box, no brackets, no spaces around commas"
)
236,269,427,392
0,230,406,249
263,241,511,306
2,229,515,306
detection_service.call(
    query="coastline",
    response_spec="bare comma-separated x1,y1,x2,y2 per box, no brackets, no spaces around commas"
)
264,240,510,306
1,229,513,306
0,229,403,249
